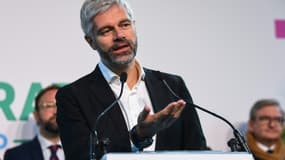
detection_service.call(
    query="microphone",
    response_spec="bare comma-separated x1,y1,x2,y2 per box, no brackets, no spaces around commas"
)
90,72,128,160
155,70,251,153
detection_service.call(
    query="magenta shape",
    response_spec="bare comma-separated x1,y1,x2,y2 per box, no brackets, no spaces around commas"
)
275,20,285,38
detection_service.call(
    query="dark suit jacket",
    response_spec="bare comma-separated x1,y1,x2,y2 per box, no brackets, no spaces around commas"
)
56,66,207,160
3,136,44,160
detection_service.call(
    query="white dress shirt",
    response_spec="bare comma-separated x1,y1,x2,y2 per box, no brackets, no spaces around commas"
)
98,60,156,151
37,133,65,160
256,142,275,153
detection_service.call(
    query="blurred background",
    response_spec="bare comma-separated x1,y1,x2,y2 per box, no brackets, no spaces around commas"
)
0,0,284,158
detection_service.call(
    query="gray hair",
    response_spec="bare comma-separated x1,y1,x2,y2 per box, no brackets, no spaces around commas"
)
80,0,134,38
249,99,284,120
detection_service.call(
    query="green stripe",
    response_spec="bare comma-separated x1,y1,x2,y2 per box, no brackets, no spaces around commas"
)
13,139,31,144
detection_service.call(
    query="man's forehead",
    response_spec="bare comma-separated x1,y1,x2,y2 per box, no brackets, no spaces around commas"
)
39,89,57,101
93,4,129,24
256,105,282,115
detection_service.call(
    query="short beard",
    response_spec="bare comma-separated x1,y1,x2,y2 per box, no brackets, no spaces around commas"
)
101,51,136,69
44,121,59,135
98,38,137,69
39,116,59,136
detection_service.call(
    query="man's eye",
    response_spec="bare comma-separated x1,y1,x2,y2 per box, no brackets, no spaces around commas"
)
99,28,112,36
120,22,131,29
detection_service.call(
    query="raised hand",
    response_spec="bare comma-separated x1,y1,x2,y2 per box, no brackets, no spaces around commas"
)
135,99,186,138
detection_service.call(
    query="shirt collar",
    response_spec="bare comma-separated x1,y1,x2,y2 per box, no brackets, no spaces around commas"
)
98,60,145,84
37,133,62,150
98,61,118,84
256,141,275,152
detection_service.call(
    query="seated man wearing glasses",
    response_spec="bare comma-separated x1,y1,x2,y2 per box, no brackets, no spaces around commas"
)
247,99,285,160
4,85,65,160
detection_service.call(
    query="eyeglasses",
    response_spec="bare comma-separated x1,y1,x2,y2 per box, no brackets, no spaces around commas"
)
38,101,57,111
255,116,284,125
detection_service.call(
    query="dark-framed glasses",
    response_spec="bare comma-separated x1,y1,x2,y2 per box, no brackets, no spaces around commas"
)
39,101,57,111
256,116,284,125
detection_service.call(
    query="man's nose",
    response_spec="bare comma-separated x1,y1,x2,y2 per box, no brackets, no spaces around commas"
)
52,105,57,114
113,28,125,40
268,119,278,127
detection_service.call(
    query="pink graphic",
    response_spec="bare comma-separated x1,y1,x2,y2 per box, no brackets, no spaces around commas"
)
275,20,285,39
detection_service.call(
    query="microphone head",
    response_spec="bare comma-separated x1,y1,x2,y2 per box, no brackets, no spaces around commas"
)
120,72,128,83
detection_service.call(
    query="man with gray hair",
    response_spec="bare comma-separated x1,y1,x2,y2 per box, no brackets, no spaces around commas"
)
56,0,207,159
247,99,285,160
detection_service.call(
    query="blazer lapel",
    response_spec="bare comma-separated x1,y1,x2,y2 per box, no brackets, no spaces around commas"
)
144,69,173,113
88,66,129,134
30,137,44,160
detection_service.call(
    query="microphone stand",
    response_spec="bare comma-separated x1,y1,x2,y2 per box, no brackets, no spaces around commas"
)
156,71,251,153
89,72,128,160
191,103,250,152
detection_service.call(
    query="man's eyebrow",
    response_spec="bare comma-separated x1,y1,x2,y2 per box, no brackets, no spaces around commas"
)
95,19,132,33
97,25,113,31
119,19,131,23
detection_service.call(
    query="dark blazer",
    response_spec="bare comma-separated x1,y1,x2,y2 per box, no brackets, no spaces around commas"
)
3,136,44,160
56,66,207,160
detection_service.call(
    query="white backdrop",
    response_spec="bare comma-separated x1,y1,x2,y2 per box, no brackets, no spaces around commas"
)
0,0,285,158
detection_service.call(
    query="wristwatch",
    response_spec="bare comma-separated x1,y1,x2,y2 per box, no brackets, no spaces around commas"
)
130,126,153,151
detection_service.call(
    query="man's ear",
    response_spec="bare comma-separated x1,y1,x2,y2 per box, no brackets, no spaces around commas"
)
85,35,97,50
33,111,40,125
248,120,254,132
